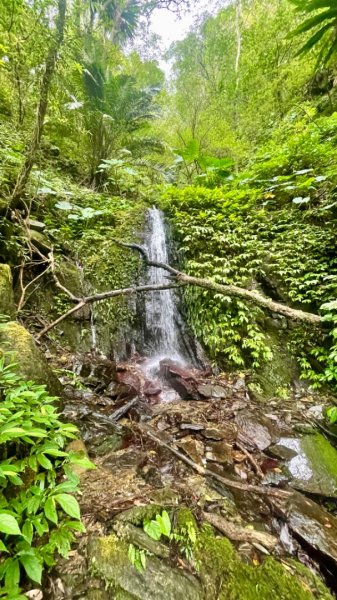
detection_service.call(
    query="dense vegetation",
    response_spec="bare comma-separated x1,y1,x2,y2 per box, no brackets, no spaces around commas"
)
1,0,337,593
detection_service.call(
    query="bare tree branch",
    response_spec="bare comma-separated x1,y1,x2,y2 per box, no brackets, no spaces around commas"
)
36,282,183,340
35,237,323,340
113,238,323,326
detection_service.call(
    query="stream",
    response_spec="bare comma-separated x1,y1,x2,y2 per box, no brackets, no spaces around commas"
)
51,208,337,599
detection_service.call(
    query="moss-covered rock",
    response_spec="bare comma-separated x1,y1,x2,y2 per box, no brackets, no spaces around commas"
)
87,534,202,600
0,321,62,395
0,264,15,318
197,524,333,600
248,329,298,401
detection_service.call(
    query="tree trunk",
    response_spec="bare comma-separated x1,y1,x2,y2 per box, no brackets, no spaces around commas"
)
10,0,67,209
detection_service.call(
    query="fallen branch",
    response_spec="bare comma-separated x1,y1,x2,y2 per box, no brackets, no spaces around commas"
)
35,235,323,340
113,239,323,326
202,511,277,551
136,424,290,499
36,282,183,340
235,441,264,479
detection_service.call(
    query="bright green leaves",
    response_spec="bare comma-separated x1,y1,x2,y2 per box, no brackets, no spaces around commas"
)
143,510,171,541
44,498,58,524
0,360,84,595
0,515,21,536
53,494,81,520
18,553,42,584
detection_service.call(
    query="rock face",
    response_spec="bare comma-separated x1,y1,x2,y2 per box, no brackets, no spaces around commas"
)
0,264,16,318
88,535,202,600
278,434,337,497
280,491,337,569
0,321,62,395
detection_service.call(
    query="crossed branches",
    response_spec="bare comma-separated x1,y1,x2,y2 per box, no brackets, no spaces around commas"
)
32,239,322,341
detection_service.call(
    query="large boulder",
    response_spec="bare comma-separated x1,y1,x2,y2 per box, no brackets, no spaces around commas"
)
0,264,16,319
0,321,62,395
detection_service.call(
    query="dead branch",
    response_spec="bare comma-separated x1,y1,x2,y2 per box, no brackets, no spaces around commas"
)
235,441,264,479
112,239,322,326
48,251,80,302
202,511,277,550
137,424,290,499
36,282,184,340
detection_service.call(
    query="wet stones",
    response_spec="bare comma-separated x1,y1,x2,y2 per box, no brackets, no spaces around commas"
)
276,434,337,498
235,412,273,451
277,491,337,570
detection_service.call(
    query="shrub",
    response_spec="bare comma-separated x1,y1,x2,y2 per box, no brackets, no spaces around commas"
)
0,356,92,597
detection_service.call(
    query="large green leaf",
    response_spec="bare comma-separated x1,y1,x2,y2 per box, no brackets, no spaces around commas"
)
54,494,81,519
0,514,21,535
19,553,42,584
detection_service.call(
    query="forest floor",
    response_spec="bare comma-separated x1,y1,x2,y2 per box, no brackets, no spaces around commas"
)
43,350,337,600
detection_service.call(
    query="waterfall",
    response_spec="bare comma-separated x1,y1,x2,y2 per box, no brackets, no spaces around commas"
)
143,207,184,366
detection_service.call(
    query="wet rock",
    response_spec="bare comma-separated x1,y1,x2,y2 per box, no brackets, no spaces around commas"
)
206,441,233,465
278,434,337,497
144,380,161,396
0,264,16,318
197,383,229,399
116,369,141,398
280,491,337,568
268,443,298,461
202,424,237,442
177,437,204,466
87,534,202,600
0,321,62,395
235,412,272,451
160,359,199,399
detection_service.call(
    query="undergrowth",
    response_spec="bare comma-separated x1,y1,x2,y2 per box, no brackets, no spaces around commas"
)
0,354,93,598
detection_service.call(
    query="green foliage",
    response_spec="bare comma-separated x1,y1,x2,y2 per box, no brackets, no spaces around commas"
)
162,108,337,385
128,543,147,573
289,0,337,65
0,356,94,595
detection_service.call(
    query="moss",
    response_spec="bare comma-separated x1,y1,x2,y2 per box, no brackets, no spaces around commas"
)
0,264,16,318
114,504,163,526
249,329,298,401
196,524,333,600
0,321,62,395
175,508,198,533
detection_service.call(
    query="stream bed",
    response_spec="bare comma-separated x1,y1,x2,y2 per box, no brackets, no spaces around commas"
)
45,208,337,599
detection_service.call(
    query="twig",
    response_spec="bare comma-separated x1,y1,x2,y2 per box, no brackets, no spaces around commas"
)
48,250,80,302
202,511,277,550
136,424,290,499
235,441,264,479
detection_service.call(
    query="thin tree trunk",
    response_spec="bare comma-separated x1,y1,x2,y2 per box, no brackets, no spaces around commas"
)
10,0,67,209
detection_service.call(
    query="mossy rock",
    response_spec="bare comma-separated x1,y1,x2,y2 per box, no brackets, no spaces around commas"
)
197,524,333,600
249,329,298,401
87,534,202,600
0,264,16,319
0,321,62,395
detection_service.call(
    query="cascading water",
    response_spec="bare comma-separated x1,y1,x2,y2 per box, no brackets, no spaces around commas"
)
142,207,185,371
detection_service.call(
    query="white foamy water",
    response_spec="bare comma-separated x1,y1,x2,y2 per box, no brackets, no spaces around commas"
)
143,207,185,373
